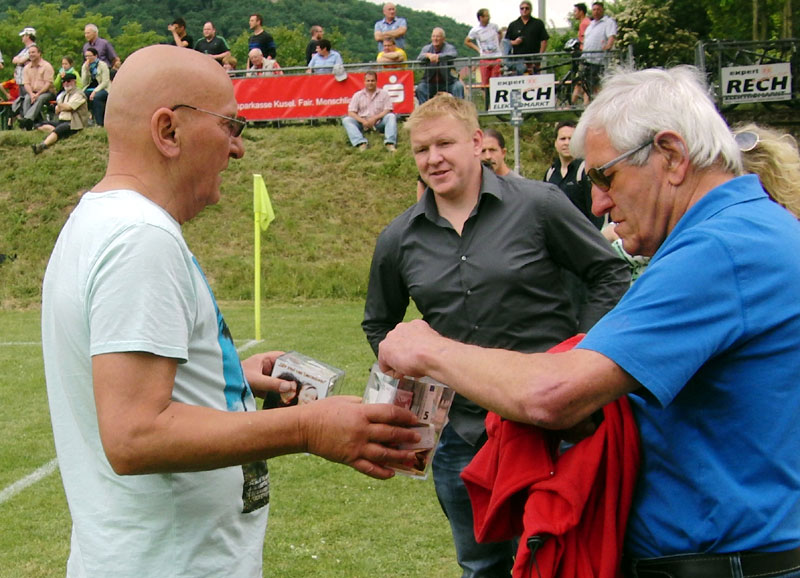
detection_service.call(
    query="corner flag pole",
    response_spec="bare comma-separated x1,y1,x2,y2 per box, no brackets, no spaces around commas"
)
253,174,275,341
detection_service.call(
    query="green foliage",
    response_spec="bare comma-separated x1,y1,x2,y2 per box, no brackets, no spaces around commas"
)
111,21,164,60
0,117,555,309
615,0,699,68
1,0,473,67
0,3,108,80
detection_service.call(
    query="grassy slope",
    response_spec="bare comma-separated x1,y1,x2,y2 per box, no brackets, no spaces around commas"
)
0,119,557,309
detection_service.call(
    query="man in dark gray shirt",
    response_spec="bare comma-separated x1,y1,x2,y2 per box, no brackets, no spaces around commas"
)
362,93,629,577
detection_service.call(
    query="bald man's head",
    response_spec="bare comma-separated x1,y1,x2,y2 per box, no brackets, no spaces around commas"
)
101,45,244,224
106,45,233,144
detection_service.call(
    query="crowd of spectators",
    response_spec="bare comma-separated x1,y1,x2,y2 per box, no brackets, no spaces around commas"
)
2,1,618,145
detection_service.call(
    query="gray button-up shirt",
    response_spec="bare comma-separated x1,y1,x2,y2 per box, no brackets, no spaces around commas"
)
363,169,630,443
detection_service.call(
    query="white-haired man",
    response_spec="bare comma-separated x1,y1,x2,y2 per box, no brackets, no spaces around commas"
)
379,66,800,577
83,23,120,70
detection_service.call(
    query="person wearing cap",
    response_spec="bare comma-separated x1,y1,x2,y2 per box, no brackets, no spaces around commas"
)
10,27,36,117
307,39,343,74
32,72,89,154
19,44,55,130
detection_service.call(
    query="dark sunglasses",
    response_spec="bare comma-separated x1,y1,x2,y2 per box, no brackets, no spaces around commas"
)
171,104,247,138
587,140,653,191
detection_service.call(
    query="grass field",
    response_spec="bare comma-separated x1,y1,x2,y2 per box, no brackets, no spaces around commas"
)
0,300,462,578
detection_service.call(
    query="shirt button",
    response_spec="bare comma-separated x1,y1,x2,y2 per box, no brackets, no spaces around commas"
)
473,325,479,330
466,289,472,296
461,255,467,261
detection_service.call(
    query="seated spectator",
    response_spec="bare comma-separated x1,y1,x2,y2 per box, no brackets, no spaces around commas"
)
376,38,407,68
19,44,55,130
168,18,194,49
481,128,519,177
342,71,397,152
305,25,324,65
54,56,82,93
415,28,464,105
222,55,238,73
307,39,343,74
81,47,110,126
247,48,282,77
32,73,89,154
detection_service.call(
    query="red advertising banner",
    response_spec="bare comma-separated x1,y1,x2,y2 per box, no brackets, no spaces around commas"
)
233,70,415,121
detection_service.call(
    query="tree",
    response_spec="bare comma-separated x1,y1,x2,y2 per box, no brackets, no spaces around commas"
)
615,0,699,68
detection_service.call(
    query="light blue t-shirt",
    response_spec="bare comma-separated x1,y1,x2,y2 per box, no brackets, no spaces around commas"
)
308,49,343,73
578,175,800,557
42,189,269,578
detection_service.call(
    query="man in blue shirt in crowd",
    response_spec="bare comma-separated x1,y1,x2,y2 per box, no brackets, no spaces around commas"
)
378,66,800,578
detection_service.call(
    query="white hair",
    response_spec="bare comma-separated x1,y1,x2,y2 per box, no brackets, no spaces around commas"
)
571,66,742,174
85,23,98,33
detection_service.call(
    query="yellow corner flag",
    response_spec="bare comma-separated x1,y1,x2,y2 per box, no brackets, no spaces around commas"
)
253,174,275,341
253,174,275,232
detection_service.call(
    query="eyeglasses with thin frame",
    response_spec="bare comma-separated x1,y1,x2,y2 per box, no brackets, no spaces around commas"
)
171,104,247,138
587,140,653,191
520,5,532,10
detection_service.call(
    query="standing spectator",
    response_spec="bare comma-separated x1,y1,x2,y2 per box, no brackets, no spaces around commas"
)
465,9,502,85
574,3,591,47
168,17,194,49
342,70,397,152
506,0,549,74
415,28,464,104
544,120,602,228
307,39,343,74
54,56,82,93
32,73,89,155
305,25,324,65
363,94,629,578
374,3,407,52
41,44,419,578
19,44,55,130
10,27,36,118
83,24,121,71
378,66,800,578
81,47,110,126
248,14,277,60
481,128,518,177
194,22,231,65
377,38,407,67
247,48,282,77
582,1,617,96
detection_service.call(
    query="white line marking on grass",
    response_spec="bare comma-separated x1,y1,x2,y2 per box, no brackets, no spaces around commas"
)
237,340,263,353
0,458,58,505
0,340,261,505
0,341,42,346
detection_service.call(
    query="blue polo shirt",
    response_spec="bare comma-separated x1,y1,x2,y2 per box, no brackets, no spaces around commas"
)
578,175,800,557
